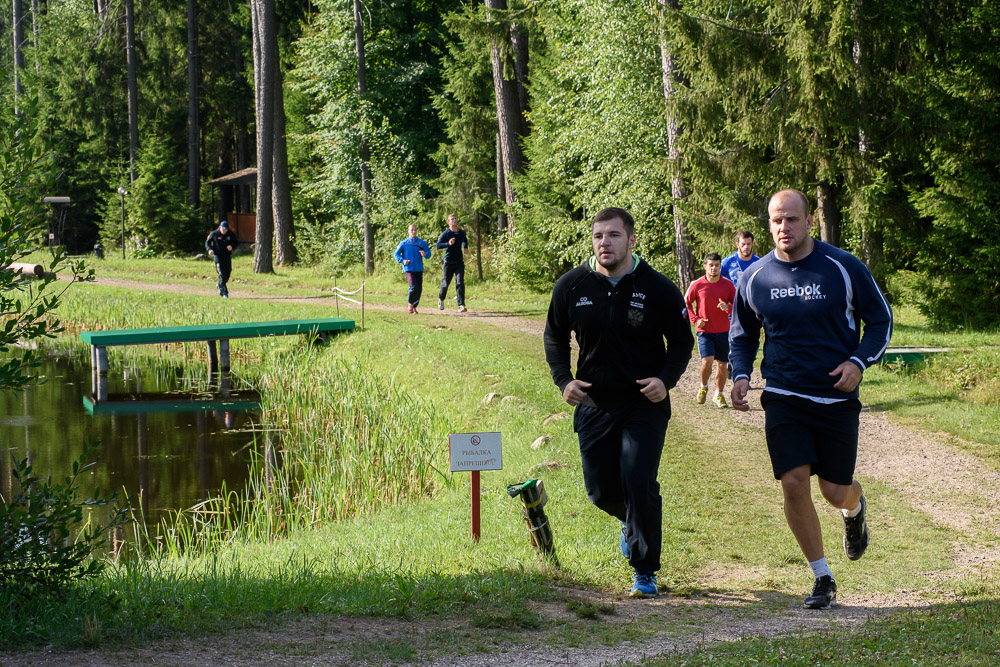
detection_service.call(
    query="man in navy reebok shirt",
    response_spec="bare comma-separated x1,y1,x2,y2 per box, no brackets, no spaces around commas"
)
729,189,892,610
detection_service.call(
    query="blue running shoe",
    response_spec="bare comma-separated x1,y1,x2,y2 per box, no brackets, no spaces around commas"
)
629,571,657,598
619,521,630,559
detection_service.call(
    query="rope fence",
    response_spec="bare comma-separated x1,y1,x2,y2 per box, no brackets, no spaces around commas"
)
331,280,365,329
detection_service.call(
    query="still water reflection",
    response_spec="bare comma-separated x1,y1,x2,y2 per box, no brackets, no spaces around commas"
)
0,353,262,528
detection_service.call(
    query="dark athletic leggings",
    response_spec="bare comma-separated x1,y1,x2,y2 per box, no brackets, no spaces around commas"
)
438,263,465,307
215,260,232,295
405,271,423,306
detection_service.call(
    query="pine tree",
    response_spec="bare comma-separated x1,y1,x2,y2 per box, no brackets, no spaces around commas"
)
431,4,500,280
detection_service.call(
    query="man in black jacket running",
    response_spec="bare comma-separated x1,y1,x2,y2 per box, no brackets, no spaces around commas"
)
544,207,692,598
436,214,469,312
205,220,238,298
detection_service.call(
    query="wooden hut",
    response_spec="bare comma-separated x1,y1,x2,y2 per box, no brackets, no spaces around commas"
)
208,168,257,243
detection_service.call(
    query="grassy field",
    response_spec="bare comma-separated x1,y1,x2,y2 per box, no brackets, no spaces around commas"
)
25,250,549,317
2,258,999,663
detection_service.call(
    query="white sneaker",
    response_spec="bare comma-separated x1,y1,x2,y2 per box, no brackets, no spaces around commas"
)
438,299,444,310
458,305,467,313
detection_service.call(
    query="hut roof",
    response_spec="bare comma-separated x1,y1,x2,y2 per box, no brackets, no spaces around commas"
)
208,168,257,186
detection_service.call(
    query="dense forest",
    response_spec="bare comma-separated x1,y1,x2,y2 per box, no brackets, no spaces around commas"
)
1,0,997,326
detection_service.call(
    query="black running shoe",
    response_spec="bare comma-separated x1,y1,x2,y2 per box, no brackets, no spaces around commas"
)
803,575,837,609
843,495,869,561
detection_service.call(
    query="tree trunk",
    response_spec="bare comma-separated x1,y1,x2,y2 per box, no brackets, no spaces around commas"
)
125,0,139,183
485,0,524,236
272,52,296,265
29,0,40,72
216,145,231,222
474,210,483,280
510,19,529,122
658,0,696,289
13,0,25,109
187,0,200,209
852,22,885,290
251,0,274,273
354,0,374,274
495,133,507,234
815,182,841,247
235,50,250,214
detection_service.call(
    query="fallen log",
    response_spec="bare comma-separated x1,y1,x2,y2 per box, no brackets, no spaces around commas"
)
5,262,48,278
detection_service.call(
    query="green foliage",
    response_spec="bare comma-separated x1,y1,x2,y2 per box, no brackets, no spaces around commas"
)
0,92,112,614
0,440,129,598
0,95,92,394
503,1,691,287
5,261,1000,653
430,5,502,247
26,0,262,252
99,130,198,253
1,0,995,327
291,0,463,267
906,0,1000,328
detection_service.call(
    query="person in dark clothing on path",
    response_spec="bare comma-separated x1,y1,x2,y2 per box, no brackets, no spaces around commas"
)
205,220,238,298
436,214,469,312
729,189,893,610
393,223,432,314
544,207,692,599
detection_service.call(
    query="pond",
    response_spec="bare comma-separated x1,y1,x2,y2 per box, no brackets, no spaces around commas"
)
0,352,263,537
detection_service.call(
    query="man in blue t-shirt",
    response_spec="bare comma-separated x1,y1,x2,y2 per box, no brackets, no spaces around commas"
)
720,230,759,286
729,189,892,611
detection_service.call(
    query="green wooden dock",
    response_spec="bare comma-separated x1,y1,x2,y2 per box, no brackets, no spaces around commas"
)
82,317,355,400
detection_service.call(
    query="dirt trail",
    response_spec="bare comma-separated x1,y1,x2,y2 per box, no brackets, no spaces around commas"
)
81,275,548,337
12,275,996,666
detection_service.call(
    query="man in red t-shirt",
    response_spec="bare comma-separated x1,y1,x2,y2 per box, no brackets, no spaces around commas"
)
684,253,737,408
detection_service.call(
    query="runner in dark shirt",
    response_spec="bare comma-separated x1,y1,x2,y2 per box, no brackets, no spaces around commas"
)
436,214,469,312
544,207,692,599
205,220,238,298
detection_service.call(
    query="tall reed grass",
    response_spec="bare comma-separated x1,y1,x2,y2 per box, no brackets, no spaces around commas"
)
259,349,451,525
133,347,452,557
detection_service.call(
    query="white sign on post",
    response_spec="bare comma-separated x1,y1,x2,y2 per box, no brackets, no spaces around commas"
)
449,432,503,472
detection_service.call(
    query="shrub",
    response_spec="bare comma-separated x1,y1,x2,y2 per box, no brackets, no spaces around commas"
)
0,440,129,599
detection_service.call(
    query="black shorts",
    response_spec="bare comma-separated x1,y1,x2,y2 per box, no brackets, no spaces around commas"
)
761,391,862,486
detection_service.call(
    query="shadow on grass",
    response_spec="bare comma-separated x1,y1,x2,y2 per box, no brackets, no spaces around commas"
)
864,389,963,414
0,563,555,652
657,594,1000,666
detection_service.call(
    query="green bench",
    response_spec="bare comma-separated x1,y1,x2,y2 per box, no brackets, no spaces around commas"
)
880,346,949,366
81,318,355,400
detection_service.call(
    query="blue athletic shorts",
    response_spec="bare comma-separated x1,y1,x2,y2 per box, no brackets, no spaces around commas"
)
696,331,729,361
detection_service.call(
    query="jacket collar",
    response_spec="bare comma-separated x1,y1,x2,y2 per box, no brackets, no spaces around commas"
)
587,253,641,276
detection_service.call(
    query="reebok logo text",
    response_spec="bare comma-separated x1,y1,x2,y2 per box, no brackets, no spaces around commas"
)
771,284,824,300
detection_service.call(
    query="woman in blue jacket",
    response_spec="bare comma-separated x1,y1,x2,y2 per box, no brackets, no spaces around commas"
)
393,223,432,313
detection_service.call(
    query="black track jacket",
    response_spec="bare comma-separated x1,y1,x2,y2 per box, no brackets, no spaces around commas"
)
544,257,693,411
206,229,238,262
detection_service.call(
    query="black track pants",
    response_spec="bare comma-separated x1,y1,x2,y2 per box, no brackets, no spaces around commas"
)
574,399,669,573
215,260,232,295
438,263,465,307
